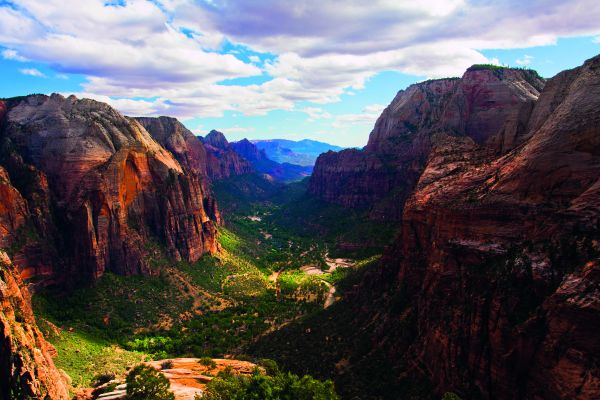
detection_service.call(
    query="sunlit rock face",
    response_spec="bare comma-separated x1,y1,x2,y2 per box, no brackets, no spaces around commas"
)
338,56,600,399
0,251,70,400
0,94,220,284
135,116,222,225
309,66,544,219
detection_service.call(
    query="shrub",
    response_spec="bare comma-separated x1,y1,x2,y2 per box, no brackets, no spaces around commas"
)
125,364,175,400
160,360,174,370
199,357,217,369
258,359,280,376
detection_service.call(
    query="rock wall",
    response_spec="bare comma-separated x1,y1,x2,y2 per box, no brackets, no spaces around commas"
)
0,251,69,399
0,94,220,284
353,56,600,399
309,66,544,219
135,116,221,225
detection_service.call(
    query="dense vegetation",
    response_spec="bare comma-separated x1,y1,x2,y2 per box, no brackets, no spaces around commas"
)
31,173,396,397
205,360,339,400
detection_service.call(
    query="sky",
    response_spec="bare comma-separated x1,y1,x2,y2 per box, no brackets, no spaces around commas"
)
1,1,600,147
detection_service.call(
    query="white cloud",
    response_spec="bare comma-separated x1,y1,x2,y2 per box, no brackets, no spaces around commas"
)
593,36,600,43
19,68,45,77
515,55,534,66
1,0,600,120
2,49,28,61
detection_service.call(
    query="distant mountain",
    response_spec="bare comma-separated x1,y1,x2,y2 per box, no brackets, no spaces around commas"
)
231,138,312,182
252,139,344,166
199,130,253,179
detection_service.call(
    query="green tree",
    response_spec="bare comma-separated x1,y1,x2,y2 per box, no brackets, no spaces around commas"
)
204,368,339,400
125,364,175,400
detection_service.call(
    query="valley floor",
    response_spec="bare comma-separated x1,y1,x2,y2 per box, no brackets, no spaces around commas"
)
32,176,393,396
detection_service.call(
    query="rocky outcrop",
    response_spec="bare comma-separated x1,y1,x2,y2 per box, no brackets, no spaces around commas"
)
82,358,259,400
380,56,600,399
135,116,221,225
360,58,599,399
0,94,220,284
0,166,28,251
200,130,253,180
258,57,599,400
309,66,544,219
0,251,69,399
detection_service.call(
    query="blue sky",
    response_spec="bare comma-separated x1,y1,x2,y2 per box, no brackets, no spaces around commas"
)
1,1,600,147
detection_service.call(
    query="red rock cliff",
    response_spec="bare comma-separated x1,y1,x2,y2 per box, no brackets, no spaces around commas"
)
347,56,600,399
135,116,222,225
0,94,220,283
309,66,544,219
0,251,69,399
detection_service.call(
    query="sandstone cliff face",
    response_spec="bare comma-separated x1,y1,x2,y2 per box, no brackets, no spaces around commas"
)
201,130,253,180
0,251,69,399
350,57,600,399
309,66,544,219
0,94,219,284
135,116,221,225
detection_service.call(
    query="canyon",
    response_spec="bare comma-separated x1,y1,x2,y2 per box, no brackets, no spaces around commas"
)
263,56,600,399
0,55,599,400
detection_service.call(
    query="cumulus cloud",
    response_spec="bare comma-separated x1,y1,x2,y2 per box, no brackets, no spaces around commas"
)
19,68,45,77
1,0,600,119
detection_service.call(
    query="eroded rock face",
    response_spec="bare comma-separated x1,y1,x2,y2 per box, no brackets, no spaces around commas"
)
135,116,221,225
0,94,219,284
0,251,69,400
349,57,600,399
200,130,253,180
309,66,544,219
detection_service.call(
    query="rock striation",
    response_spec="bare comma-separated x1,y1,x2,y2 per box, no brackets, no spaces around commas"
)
384,57,600,399
336,57,599,398
261,57,599,400
135,116,221,225
309,66,544,219
0,94,220,284
0,250,69,399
